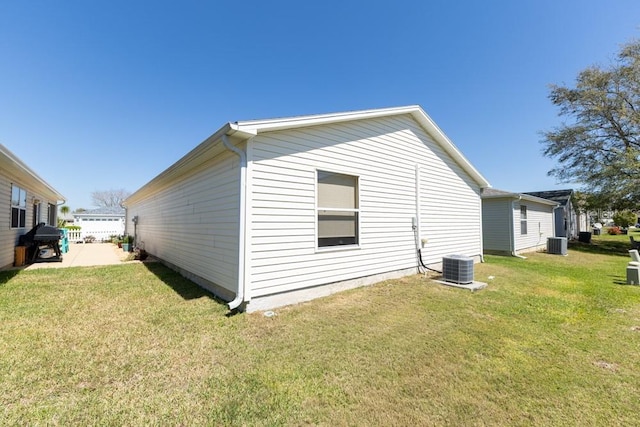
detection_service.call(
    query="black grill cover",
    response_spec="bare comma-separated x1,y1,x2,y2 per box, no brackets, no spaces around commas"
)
19,223,60,246
34,225,61,241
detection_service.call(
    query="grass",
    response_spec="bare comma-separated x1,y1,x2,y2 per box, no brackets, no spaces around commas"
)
2,234,640,425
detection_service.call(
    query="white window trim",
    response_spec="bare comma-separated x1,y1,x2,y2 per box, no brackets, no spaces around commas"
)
315,168,361,252
11,184,27,229
520,205,528,235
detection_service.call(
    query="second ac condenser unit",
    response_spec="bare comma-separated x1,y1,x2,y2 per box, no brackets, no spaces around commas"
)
547,237,568,255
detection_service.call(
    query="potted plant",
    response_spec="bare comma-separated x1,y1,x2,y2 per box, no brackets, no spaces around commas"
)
134,246,148,261
122,235,134,252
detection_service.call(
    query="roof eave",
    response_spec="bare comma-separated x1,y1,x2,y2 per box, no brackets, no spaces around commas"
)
0,144,65,203
124,123,257,206
126,105,492,205
483,192,559,206
408,108,491,189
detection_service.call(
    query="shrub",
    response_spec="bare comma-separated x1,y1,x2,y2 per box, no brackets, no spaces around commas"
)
613,210,637,228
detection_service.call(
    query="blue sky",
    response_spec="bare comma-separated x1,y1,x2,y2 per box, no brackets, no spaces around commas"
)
1,1,639,209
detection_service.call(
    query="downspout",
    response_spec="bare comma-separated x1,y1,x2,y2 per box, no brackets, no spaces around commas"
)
414,165,421,252
510,197,527,259
477,193,485,263
222,134,247,310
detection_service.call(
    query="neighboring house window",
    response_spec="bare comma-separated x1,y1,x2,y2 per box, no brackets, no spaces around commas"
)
520,206,527,235
11,185,27,228
317,170,359,247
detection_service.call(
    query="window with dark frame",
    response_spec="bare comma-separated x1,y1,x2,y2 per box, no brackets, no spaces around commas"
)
11,185,27,228
317,170,359,248
520,205,528,235
48,203,56,226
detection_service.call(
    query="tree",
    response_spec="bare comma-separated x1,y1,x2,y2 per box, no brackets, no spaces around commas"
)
57,205,70,227
542,39,640,208
613,210,637,228
91,189,131,208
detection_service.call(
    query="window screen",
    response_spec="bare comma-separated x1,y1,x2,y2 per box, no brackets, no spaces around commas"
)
317,171,359,247
11,185,26,228
520,206,527,235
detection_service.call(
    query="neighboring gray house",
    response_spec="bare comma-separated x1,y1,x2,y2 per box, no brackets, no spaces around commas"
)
523,189,582,239
124,106,491,312
1,144,65,269
482,188,558,256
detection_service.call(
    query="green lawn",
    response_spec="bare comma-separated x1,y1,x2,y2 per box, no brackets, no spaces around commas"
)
2,233,640,425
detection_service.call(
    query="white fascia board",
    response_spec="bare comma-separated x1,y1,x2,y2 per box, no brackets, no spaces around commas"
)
520,194,561,206
482,192,559,207
407,108,491,189
481,193,520,200
233,105,423,133
0,143,65,202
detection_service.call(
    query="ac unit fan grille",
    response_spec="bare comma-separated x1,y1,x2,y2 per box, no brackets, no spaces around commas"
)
442,255,474,284
547,237,568,255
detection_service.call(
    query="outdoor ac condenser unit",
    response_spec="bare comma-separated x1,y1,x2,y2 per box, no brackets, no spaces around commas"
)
442,255,474,284
547,237,568,255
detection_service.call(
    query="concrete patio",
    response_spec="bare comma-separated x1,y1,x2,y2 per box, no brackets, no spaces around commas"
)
22,242,131,270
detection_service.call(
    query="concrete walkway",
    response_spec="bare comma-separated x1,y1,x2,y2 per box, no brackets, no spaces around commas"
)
23,242,129,270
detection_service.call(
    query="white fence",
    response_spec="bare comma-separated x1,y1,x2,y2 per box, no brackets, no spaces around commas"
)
65,229,119,243
66,230,82,243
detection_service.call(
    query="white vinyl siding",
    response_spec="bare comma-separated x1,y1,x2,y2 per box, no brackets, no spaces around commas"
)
514,201,555,252
249,114,483,297
0,176,57,268
125,149,241,293
0,180,17,268
481,198,513,252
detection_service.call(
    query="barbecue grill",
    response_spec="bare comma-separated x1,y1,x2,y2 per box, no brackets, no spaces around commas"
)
18,222,63,263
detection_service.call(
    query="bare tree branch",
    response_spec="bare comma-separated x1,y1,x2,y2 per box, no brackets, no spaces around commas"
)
91,189,131,208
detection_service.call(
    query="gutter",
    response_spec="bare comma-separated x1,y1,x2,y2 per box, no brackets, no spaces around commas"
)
0,144,65,202
126,123,255,206
222,134,248,311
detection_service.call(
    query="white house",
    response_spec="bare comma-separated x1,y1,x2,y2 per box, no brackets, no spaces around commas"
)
0,144,65,269
124,106,491,312
523,189,585,239
482,188,559,256
73,207,126,242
